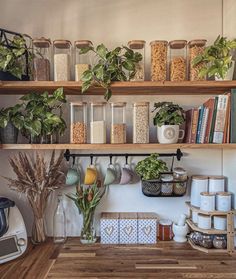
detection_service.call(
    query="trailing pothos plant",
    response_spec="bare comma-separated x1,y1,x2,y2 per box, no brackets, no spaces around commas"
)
0,35,33,79
80,44,142,100
152,102,185,127
192,35,236,79
0,104,24,130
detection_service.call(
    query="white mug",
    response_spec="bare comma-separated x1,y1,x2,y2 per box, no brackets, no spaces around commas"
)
157,125,184,144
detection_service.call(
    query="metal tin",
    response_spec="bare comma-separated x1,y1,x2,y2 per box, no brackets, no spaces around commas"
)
200,192,215,212
190,175,208,207
198,213,211,230
216,192,231,211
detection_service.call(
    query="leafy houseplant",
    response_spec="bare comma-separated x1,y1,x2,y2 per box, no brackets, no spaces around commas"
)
135,154,168,180
21,87,67,143
0,34,33,80
192,35,236,80
80,44,142,100
0,104,24,143
152,102,185,144
67,183,106,244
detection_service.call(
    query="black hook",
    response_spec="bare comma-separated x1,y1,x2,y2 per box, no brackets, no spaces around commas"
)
72,155,75,166
125,154,128,165
64,149,70,161
109,155,113,165
90,154,93,165
170,155,175,172
176,148,183,161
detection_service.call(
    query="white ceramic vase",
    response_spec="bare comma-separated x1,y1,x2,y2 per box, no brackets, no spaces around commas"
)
157,125,184,144
173,223,189,243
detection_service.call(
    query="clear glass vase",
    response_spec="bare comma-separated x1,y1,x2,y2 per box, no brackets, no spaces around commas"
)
80,210,96,244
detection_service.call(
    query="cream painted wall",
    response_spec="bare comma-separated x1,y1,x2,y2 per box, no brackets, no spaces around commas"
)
0,0,235,237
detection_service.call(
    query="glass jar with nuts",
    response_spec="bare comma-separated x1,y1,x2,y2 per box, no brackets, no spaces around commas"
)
188,39,207,81
169,40,187,82
110,102,127,144
70,102,87,144
150,40,168,81
128,40,146,81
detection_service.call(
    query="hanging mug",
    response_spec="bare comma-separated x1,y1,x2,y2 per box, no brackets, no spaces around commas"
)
66,158,80,186
104,157,117,186
84,156,98,185
119,156,134,185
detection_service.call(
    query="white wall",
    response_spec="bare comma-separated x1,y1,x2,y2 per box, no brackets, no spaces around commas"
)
0,0,235,236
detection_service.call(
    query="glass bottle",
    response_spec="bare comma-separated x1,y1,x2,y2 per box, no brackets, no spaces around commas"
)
53,193,67,244
53,39,72,81
33,37,51,81
169,40,187,81
133,102,149,143
188,39,207,81
90,102,106,144
150,40,168,81
74,40,92,81
70,102,87,143
128,40,146,81
213,235,227,249
110,102,126,144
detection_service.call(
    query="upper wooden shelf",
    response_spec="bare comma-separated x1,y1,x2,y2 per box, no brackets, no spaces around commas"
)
0,81,236,95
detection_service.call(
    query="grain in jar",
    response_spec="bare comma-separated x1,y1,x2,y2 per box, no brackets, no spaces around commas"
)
53,40,72,81
90,102,106,144
128,40,145,81
150,40,168,81
74,40,92,81
70,102,87,143
188,39,207,81
169,40,187,81
133,102,149,143
110,102,126,144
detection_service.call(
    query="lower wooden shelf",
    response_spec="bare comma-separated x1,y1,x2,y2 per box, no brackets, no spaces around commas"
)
186,219,227,234
188,239,228,254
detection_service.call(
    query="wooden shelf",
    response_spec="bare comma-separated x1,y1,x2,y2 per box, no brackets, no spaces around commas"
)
186,219,227,234
188,239,228,254
186,202,236,215
1,143,236,150
0,80,236,95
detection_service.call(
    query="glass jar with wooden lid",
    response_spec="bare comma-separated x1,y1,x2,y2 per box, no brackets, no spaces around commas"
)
70,102,87,143
33,37,51,81
74,40,93,81
90,102,106,144
53,40,72,81
169,40,187,81
133,102,149,143
188,39,207,81
110,102,126,144
150,40,168,81
128,40,146,81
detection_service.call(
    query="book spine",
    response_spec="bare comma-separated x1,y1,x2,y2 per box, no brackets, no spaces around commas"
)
204,99,215,143
190,109,199,143
230,89,236,143
196,106,204,144
184,109,194,143
200,108,209,143
209,97,218,143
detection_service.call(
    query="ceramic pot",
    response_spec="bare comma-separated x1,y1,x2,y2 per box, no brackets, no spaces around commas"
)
173,223,188,243
157,125,184,144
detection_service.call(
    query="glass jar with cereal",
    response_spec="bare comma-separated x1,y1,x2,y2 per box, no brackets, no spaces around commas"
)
110,102,126,144
70,102,87,143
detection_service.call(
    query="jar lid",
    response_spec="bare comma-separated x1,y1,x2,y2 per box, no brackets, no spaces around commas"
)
110,102,126,107
200,191,216,196
188,39,207,48
159,219,172,226
91,102,107,106
53,39,72,49
33,37,51,48
70,101,87,106
128,40,146,49
173,167,186,175
216,191,231,196
150,40,168,46
209,175,225,180
161,174,173,182
133,102,149,107
169,40,187,49
75,40,93,48
191,175,208,180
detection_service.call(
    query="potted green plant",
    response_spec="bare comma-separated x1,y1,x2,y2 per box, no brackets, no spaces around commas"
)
192,35,236,80
80,44,142,100
0,34,33,80
0,104,24,143
152,102,185,144
20,87,67,143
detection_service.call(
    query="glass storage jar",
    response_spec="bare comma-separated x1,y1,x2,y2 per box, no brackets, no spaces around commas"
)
53,39,72,81
161,174,173,195
70,102,87,143
75,40,92,81
33,37,51,81
128,40,145,81
173,167,187,181
169,40,187,81
90,102,106,144
150,40,168,81
133,102,149,143
188,39,207,81
200,234,213,249
110,102,126,144
213,235,227,249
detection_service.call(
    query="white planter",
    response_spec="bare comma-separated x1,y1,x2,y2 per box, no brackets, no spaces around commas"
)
157,125,184,144
215,61,235,81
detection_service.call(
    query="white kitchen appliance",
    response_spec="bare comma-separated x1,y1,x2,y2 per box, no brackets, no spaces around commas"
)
0,197,27,264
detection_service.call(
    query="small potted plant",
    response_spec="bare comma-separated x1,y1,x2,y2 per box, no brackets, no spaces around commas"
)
192,35,236,80
0,104,24,143
152,102,185,144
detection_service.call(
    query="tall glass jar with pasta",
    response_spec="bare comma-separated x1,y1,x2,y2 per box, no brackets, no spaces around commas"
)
110,102,126,144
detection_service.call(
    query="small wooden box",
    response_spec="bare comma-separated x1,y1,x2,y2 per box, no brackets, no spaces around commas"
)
119,213,138,244
138,213,158,244
100,212,119,244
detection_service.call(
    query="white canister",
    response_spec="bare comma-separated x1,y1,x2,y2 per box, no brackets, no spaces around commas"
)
209,176,225,193
190,175,209,207
192,211,198,224
198,213,211,229
200,192,215,212
213,216,227,231
216,192,232,212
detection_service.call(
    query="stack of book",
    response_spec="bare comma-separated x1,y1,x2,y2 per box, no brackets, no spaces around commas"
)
185,92,235,144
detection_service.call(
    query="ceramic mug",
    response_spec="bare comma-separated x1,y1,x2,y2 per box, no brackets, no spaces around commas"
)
157,125,184,144
104,164,116,186
119,164,134,185
66,162,80,186
84,164,98,185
